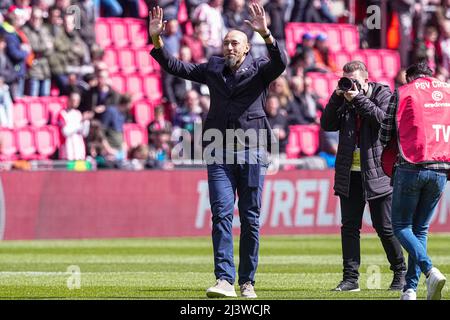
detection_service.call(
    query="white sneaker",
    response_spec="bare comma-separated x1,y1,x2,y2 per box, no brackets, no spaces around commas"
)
240,281,257,298
206,279,237,298
426,267,446,300
400,289,417,300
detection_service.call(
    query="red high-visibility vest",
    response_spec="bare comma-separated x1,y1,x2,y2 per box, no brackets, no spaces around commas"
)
396,77,450,166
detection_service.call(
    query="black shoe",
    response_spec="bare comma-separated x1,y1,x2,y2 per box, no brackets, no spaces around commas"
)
333,280,360,292
389,270,406,291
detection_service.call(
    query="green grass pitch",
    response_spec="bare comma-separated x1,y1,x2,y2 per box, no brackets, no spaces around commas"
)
0,234,448,300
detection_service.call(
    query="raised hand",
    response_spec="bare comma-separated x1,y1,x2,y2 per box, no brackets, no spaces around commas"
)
244,2,269,35
149,6,166,37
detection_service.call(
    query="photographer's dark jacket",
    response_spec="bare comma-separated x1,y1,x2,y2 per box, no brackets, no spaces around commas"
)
320,82,392,200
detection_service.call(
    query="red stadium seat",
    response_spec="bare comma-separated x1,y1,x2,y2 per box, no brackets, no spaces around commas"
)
333,51,351,70
128,19,147,47
142,75,163,102
286,127,301,158
15,127,37,159
326,27,342,52
307,72,330,100
365,49,383,78
110,73,126,93
126,74,144,100
118,48,137,74
132,100,154,127
35,126,58,158
0,128,17,160
339,25,359,52
375,77,395,91
138,0,148,19
123,123,148,148
13,101,28,128
46,99,65,125
28,100,49,127
380,50,401,78
350,50,367,65
103,48,119,74
296,124,320,156
110,21,129,48
135,47,159,74
95,20,111,48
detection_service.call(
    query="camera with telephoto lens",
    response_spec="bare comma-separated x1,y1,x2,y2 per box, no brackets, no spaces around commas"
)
338,77,362,92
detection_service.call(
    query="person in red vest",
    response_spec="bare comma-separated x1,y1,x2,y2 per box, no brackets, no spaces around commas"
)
380,61,450,300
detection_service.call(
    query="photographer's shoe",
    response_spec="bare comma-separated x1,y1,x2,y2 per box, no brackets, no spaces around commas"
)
389,270,406,291
333,280,360,292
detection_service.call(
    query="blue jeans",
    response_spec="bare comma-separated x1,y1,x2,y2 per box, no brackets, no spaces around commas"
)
391,164,448,291
207,149,268,285
27,78,51,97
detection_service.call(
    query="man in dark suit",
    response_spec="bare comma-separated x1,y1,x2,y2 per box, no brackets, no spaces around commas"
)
149,3,287,298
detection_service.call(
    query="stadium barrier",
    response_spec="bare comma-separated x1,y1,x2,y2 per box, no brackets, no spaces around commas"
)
0,170,449,240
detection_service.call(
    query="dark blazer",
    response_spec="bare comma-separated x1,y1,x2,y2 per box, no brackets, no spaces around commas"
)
151,40,287,148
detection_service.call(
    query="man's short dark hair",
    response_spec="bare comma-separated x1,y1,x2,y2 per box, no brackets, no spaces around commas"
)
343,61,368,76
119,93,132,106
405,61,433,81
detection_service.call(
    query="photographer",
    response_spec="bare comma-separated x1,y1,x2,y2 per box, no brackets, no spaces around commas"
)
320,61,406,292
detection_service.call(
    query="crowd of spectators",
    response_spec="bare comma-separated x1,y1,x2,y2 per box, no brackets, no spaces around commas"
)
0,0,449,170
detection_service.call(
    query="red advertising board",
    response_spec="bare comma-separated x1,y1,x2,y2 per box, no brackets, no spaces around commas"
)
0,170,449,240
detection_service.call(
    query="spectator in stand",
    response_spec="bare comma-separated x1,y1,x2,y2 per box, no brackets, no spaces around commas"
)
181,20,208,63
162,18,182,58
313,33,337,73
185,0,207,19
99,93,132,161
0,5,32,98
265,94,289,154
318,129,338,167
264,0,287,49
438,20,450,71
95,0,123,17
173,89,203,133
22,7,53,96
421,25,439,71
163,45,203,107
287,75,323,125
86,119,119,168
147,105,173,140
290,32,318,75
58,90,91,160
192,0,227,57
199,92,210,123
435,65,449,81
50,13,92,94
43,6,64,38
147,129,173,169
223,0,253,40
76,0,96,49
290,0,337,23
123,144,150,170
147,0,179,20
394,68,407,88
0,33,19,91
269,75,293,110
15,0,32,24
80,69,120,120
117,0,139,17
0,76,13,128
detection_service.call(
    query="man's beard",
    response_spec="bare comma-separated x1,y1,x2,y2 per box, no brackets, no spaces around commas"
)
224,55,239,68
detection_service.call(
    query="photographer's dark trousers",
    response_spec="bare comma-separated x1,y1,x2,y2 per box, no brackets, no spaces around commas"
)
339,171,406,281
207,149,268,286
